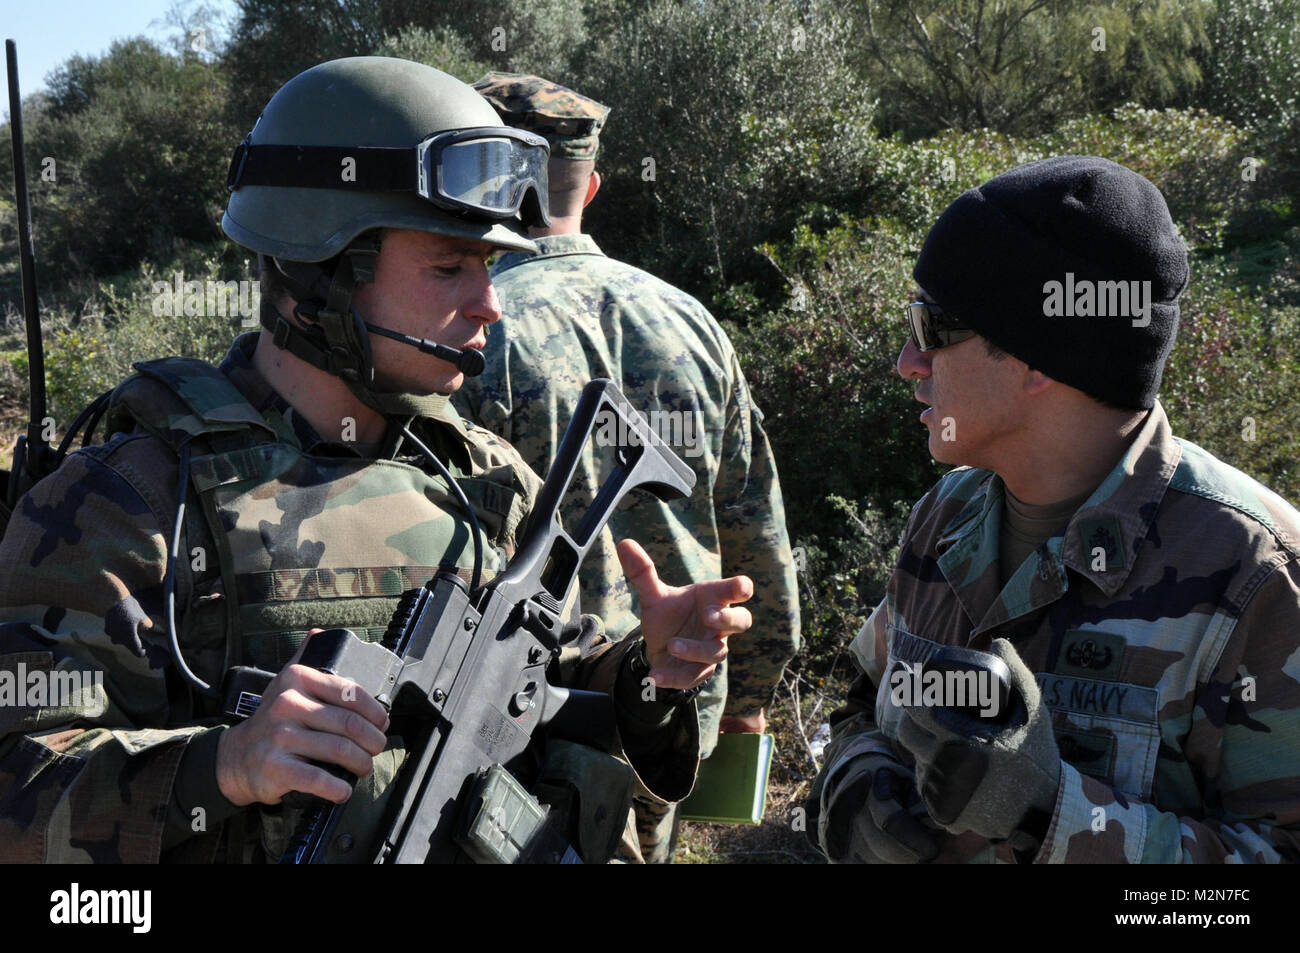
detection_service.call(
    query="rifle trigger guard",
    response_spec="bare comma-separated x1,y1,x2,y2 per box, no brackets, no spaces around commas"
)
519,596,563,651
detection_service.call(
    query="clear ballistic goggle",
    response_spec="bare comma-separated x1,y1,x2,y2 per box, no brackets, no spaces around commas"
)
905,300,977,351
227,125,552,228
417,127,550,226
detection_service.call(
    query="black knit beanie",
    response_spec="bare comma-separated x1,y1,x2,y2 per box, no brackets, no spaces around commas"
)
913,155,1189,409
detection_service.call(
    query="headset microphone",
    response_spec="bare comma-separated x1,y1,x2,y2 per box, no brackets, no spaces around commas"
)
364,323,486,377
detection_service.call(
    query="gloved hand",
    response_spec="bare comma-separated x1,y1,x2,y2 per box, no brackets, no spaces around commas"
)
812,732,942,864
888,638,1061,851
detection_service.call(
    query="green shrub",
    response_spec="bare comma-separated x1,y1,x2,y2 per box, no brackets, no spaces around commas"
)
790,497,909,668
850,0,1211,139
3,247,249,439
222,0,591,128
1160,263,1300,504
1201,0,1300,140
863,107,1251,250
739,215,944,530
0,39,238,297
373,25,487,82
572,0,880,309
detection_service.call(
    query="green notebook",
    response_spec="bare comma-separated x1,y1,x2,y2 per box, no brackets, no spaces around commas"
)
678,732,775,825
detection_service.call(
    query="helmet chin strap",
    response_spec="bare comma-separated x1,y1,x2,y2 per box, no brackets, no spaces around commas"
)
258,235,483,419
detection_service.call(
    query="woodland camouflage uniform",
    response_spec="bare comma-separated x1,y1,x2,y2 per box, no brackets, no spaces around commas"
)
810,399,1300,862
0,334,700,862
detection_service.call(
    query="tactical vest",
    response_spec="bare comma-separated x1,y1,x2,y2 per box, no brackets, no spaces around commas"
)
106,357,522,680
102,357,635,863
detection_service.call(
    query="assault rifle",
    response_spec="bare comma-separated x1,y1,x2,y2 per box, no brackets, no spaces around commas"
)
221,378,694,863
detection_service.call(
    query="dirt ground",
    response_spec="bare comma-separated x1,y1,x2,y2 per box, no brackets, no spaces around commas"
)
673,667,853,864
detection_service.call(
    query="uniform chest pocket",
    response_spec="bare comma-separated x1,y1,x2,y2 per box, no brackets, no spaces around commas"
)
875,624,947,742
1037,673,1161,798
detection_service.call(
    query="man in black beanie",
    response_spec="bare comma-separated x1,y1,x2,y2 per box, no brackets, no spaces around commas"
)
808,156,1300,864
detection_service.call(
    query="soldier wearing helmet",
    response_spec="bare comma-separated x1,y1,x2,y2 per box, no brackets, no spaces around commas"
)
0,57,752,863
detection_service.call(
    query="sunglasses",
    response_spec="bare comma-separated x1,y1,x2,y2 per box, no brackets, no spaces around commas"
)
905,301,976,351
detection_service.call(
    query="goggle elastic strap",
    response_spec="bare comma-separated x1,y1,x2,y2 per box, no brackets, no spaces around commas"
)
226,127,550,228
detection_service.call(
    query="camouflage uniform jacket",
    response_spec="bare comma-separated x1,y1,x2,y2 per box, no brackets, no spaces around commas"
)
456,233,800,749
0,333,698,863
816,400,1300,863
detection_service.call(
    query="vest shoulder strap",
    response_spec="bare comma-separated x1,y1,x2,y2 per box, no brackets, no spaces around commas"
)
104,357,278,453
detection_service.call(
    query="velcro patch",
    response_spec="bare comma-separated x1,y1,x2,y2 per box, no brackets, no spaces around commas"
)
1056,728,1115,778
1077,515,1126,570
460,478,518,517
1054,629,1126,681
1037,673,1157,723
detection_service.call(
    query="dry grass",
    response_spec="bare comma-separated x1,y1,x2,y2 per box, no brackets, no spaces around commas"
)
674,666,855,864
0,360,27,470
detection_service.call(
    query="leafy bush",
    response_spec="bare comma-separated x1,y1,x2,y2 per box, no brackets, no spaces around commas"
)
1160,261,1300,504
220,0,389,128
373,25,487,82
2,246,248,438
790,496,909,668
571,0,881,309
740,215,943,527
1200,0,1300,140
222,0,591,128
449,0,590,81
850,0,1211,139
867,128,1041,234
0,39,238,296
863,107,1251,251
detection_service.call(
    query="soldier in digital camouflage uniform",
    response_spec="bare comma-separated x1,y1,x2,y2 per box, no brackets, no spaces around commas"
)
0,57,756,863
456,73,801,862
808,156,1300,864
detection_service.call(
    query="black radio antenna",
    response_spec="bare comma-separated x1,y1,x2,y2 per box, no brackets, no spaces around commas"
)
4,39,53,511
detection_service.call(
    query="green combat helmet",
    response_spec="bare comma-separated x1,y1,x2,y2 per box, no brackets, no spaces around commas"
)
222,56,550,416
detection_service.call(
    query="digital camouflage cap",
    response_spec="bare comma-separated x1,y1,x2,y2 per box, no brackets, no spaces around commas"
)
473,72,610,161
